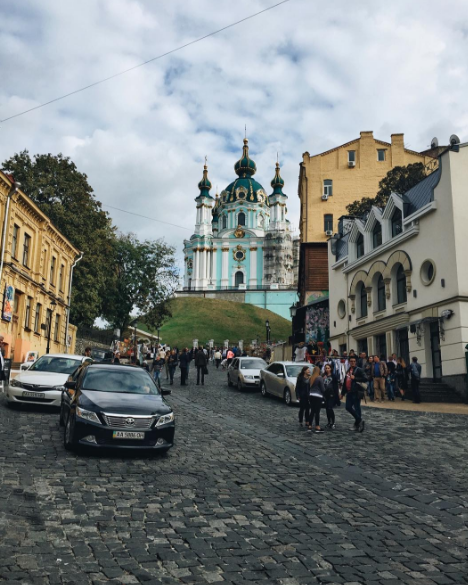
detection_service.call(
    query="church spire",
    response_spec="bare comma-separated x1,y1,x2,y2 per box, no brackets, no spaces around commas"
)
197,158,213,199
270,160,286,197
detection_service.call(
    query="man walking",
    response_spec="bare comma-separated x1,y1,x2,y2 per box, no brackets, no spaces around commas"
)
410,356,422,403
195,348,208,385
373,355,388,403
343,356,367,432
167,349,178,385
214,348,222,369
364,355,375,400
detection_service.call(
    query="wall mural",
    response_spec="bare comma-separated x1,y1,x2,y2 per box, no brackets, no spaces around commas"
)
305,300,330,345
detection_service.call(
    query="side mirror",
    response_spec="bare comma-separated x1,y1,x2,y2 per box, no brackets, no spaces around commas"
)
64,381,77,390
161,388,172,396
277,372,285,378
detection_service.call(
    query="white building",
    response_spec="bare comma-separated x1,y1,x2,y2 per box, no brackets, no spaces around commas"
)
328,139,468,399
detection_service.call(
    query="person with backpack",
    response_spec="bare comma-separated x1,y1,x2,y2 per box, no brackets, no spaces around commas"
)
410,356,422,403
373,355,388,402
295,365,311,427
195,348,208,385
343,356,367,432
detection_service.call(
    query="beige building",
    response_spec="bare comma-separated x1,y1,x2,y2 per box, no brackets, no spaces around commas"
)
298,131,437,244
327,139,467,399
0,171,80,363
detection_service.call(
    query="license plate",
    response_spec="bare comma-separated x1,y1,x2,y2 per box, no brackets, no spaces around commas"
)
22,391,45,399
112,431,145,440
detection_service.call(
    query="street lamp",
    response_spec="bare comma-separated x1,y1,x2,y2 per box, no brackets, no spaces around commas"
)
289,303,297,318
46,299,57,354
265,319,271,344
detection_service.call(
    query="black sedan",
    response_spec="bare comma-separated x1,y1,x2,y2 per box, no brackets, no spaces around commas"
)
60,363,174,452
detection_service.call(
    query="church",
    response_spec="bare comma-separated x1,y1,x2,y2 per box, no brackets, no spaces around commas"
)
180,138,298,320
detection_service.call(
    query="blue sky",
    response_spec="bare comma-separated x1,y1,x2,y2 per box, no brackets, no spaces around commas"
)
1,0,468,269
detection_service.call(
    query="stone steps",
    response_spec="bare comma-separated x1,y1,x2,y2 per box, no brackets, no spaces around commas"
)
405,381,465,403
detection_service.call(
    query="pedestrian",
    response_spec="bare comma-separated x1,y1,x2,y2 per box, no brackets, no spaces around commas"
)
214,348,222,369
194,348,208,385
343,356,367,432
152,354,165,388
410,356,422,403
364,355,375,400
179,348,190,386
386,356,396,401
323,363,337,429
294,342,307,363
295,365,311,427
168,349,178,385
84,347,92,358
396,357,408,400
308,366,325,433
226,348,234,366
372,355,387,402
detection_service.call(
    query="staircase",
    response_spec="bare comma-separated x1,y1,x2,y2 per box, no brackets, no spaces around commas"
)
405,380,465,403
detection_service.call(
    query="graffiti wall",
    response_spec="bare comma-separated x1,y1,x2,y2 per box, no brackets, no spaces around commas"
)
305,300,330,344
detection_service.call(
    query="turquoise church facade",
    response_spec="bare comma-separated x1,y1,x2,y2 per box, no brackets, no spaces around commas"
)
181,138,298,322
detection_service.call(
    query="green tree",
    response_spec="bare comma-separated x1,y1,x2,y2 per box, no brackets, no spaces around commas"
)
346,162,428,216
2,150,115,326
102,233,178,334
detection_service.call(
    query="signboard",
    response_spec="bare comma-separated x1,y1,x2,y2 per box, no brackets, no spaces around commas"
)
2,285,14,322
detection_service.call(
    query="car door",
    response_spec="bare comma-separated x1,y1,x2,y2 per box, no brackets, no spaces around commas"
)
264,363,281,396
61,366,84,423
271,364,287,397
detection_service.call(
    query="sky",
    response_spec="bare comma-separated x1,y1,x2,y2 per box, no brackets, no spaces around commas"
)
1,0,468,274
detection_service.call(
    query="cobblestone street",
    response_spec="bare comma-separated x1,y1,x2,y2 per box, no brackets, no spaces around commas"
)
1,366,468,585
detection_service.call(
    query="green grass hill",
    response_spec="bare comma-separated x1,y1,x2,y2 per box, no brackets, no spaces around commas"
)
157,297,291,348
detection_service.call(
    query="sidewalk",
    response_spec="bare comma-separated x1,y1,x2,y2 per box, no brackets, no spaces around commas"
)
363,399,468,415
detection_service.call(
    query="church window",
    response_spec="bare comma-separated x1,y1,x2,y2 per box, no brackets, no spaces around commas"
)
238,212,246,226
222,215,227,229
235,271,244,286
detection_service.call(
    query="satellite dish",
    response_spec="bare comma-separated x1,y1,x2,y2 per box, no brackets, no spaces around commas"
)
450,134,461,146
431,137,439,149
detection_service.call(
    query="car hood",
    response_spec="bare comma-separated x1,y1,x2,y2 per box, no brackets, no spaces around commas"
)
13,370,69,387
239,369,262,375
78,390,171,416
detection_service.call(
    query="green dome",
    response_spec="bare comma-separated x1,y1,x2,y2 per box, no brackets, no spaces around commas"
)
221,176,269,206
197,164,213,199
270,161,286,196
234,138,257,177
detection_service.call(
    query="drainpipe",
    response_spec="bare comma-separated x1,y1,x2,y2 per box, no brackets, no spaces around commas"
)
65,252,83,353
0,180,21,286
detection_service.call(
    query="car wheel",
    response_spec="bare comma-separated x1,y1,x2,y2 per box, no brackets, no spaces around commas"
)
227,374,233,387
64,415,76,451
237,379,243,391
284,388,292,406
261,381,268,397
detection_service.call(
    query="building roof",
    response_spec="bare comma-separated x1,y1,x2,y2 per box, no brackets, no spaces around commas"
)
403,167,441,215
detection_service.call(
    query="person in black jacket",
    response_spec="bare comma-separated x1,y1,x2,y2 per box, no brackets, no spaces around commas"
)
179,348,190,386
195,348,208,385
343,356,367,432
295,366,311,427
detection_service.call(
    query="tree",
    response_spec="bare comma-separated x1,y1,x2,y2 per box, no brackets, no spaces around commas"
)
2,151,115,326
101,233,178,334
346,162,428,216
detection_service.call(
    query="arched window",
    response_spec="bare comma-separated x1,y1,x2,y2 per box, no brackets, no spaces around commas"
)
238,212,246,226
235,271,244,286
377,274,386,311
356,233,364,258
222,215,227,229
396,265,407,304
359,283,368,318
373,222,382,248
391,208,402,237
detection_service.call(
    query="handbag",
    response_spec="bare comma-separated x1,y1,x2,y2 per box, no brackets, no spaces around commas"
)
203,365,209,375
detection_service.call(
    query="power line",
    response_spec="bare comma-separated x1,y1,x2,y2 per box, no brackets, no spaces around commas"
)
1,0,293,124
102,203,192,231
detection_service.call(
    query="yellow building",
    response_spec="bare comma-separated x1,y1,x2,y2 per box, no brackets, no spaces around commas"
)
0,170,80,363
298,131,437,243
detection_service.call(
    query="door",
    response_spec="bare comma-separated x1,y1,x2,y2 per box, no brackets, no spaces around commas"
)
375,334,387,359
397,328,410,366
265,363,281,396
271,364,287,397
430,321,442,381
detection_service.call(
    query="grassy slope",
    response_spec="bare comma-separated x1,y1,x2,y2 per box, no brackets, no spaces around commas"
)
158,297,291,348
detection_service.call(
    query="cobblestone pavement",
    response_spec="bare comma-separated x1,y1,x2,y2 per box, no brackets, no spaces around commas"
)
1,365,467,585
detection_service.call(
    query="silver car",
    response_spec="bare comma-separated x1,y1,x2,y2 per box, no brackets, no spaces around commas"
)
227,357,268,390
260,361,312,406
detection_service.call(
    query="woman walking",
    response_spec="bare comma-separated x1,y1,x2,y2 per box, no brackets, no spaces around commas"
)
308,366,325,433
323,363,337,429
295,366,311,427
396,357,408,400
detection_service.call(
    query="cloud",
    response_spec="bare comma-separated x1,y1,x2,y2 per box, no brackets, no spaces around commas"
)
1,0,468,274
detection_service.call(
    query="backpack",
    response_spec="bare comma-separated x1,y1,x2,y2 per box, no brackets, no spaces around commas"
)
410,363,420,379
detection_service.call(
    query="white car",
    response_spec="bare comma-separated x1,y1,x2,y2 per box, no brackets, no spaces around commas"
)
227,357,268,390
6,353,92,407
260,361,313,406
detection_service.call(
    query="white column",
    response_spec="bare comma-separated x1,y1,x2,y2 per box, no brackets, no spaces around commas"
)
249,247,257,287
221,247,229,287
212,248,217,286
193,249,199,289
199,249,206,288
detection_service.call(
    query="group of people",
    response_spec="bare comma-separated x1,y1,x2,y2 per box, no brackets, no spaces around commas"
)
141,345,210,387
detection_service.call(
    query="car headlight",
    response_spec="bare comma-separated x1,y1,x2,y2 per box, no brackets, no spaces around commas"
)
54,385,66,392
10,379,22,388
156,412,175,427
244,375,254,379
76,407,101,425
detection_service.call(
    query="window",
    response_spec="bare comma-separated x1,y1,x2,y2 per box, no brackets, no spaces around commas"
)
377,274,386,311
359,284,368,318
375,333,387,358
337,299,346,319
235,271,244,286
348,150,356,163
59,264,65,291
12,225,19,258
23,234,31,267
391,208,402,237
222,215,227,229
34,303,41,333
50,256,56,285
45,309,52,337
324,214,333,232
54,314,60,342
238,212,246,226
377,149,386,161
372,222,382,248
323,179,333,197
356,233,364,258
396,264,407,304
420,260,436,286
24,297,32,328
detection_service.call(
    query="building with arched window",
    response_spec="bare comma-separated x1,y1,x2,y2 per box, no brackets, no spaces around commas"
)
328,140,468,400
181,138,299,319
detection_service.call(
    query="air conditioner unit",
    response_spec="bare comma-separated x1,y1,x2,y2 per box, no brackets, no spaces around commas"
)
348,161,356,168
325,230,333,236
321,194,328,201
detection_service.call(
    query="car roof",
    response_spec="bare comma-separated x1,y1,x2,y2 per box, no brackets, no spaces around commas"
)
238,356,264,359
40,353,86,360
270,361,304,365
85,363,146,373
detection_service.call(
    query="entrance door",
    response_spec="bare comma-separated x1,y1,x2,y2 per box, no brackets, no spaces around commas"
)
357,338,368,355
375,333,387,359
430,321,442,381
397,328,410,365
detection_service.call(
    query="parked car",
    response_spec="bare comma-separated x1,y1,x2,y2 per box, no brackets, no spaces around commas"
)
90,348,114,363
6,353,92,407
60,363,174,451
260,361,313,406
227,357,268,390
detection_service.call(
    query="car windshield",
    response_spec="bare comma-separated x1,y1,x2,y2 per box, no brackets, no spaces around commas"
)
81,368,159,395
286,365,311,378
241,359,267,370
28,356,82,374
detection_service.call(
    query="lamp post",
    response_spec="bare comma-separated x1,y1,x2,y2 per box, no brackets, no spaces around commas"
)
265,319,271,345
46,299,57,354
289,302,298,344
